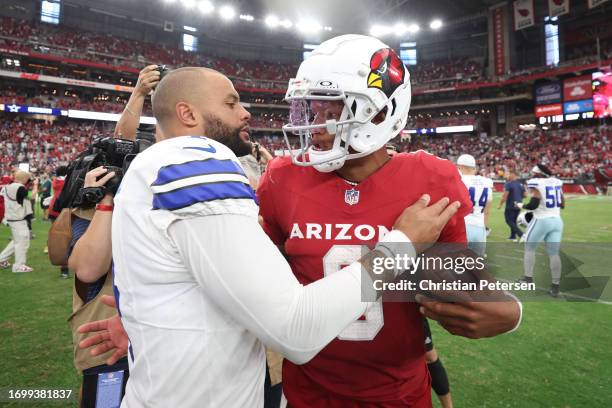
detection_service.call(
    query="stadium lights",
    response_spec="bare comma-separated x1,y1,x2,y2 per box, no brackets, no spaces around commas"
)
408,23,420,33
430,19,443,30
181,0,196,9
219,5,236,20
239,14,254,22
265,15,279,28
281,19,293,29
394,23,408,36
297,19,322,33
183,25,197,32
197,1,214,14
324,26,332,31
369,24,390,37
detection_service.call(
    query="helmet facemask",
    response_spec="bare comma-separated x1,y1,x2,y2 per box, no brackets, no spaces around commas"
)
282,83,384,172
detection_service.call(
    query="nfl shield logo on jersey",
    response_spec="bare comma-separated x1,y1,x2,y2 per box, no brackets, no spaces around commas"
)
344,188,360,206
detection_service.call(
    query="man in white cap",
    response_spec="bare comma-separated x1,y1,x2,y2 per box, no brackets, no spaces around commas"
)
456,154,493,256
0,170,34,272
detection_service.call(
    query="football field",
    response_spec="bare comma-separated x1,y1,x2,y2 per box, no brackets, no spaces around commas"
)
0,193,610,407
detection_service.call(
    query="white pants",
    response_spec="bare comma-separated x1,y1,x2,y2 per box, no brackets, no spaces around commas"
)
0,220,30,268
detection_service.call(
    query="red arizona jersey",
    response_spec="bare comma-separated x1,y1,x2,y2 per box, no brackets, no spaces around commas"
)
257,151,472,407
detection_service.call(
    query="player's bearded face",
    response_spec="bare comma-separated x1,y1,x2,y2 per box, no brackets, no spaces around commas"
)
203,113,252,156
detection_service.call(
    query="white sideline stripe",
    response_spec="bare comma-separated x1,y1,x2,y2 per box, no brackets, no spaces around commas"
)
496,278,612,305
151,173,249,194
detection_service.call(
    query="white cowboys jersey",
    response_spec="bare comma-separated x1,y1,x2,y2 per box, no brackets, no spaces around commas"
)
112,136,263,407
461,174,493,226
526,177,563,219
112,135,373,408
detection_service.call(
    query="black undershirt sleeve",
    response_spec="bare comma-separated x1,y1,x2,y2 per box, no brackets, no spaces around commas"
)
16,186,27,205
523,197,540,211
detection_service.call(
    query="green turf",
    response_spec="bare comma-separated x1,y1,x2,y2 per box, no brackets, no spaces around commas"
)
0,194,610,407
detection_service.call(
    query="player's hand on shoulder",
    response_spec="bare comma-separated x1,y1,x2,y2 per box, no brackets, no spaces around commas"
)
393,194,461,254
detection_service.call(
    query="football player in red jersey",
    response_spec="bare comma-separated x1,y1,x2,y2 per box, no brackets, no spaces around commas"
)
257,35,522,407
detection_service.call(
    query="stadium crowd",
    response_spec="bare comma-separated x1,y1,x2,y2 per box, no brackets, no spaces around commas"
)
1,112,609,182
0,117,111,175
0,16,297,83
1,15,486,88
405,127,611,179
2,14,612,97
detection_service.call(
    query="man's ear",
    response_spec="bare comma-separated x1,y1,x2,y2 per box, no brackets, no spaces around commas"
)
175,102,199,128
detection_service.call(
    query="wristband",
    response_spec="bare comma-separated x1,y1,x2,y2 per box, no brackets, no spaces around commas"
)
95,204,114,212
375,230,417,277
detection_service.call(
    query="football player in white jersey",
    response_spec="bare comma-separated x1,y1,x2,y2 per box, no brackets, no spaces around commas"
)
517,164,564,297
108,67,461,407
456,154,493,256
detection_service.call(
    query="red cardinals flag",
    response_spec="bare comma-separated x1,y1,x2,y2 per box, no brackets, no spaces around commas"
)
514,0,535,31
588,0,608,8
548,0,569,17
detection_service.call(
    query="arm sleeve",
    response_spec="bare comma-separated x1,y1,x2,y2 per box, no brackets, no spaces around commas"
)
67,217,91,257
167,214,370,365
16,186,27,205
523,197,540,210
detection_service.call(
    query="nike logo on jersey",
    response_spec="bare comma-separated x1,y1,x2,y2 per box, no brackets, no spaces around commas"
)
184,145,217,154
289,223,391,241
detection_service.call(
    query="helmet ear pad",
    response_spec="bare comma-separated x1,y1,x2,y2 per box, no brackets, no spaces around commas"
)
345,91,408,155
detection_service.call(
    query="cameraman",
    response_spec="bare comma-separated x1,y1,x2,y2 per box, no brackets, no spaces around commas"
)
114,65,160,140
239,142,273,190
67,166,128,407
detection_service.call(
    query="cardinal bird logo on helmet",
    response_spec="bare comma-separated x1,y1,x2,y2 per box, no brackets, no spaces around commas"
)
367,48,406,97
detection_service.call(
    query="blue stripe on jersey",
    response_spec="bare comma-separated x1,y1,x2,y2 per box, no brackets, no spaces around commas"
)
128,344,134,363
152,181,256,210
152,158,245,186
112,262,122,318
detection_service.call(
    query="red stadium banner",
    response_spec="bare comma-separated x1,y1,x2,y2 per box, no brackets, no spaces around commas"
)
548,0,569,17
535,103,563,117
563,75,593,101
493,5,506,76
588,0,609,8
514,0,535,31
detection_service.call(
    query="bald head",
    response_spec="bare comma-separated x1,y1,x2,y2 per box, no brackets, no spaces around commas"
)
152,67,228,133
150,66,252,155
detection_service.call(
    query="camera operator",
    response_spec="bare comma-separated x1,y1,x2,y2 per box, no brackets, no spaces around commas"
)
0,170,34,272
238,142,273,190
67,166,128,407
114,65,161,140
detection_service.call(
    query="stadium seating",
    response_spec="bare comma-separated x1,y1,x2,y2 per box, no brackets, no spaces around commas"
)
404,127,611,180
1,110,608,180
1,16,488,88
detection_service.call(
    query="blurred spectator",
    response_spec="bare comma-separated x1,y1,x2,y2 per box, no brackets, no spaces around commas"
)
0,170,34,272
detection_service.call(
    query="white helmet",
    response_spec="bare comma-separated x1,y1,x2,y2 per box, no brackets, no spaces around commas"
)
283,34,412,172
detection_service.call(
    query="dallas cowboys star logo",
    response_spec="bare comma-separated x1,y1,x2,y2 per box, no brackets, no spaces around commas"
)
7,104,20,113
